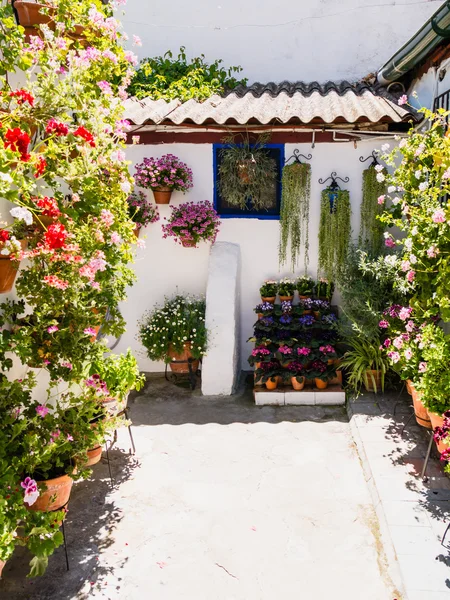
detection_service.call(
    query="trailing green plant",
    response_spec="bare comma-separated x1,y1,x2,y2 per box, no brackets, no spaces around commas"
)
359,165,386,255
128,47,247,102
318,189,351,282
218,133,277,210
339,336,388,394
138,294,207,363
314,278,335,300
279,162,311,270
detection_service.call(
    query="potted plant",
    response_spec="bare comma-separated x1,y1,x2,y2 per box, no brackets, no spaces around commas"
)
287,360,306,390
139,294,207,374
296,275,315,299
314,278,335,301
309,359,332,389
0,219,29,293
134,154,193,204
127,190,159,236
253,301,274,319
254,361,283,390
340,336,388,394
259,280,278,303
278,278,295,302
299,297,314,314
161,200,221,247
218,133,277,210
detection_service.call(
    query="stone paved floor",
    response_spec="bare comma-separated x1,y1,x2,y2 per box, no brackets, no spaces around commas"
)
1,376,397,600
349,391,450,600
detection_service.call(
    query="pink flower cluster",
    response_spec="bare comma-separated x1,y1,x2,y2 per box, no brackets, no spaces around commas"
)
251,347,270,357
134,154,193,192
162,201,221,246
297,347,311,356
127,191,159,228
319,345,335,354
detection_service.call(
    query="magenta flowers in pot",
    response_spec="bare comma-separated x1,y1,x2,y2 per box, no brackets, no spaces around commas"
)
134,154,193,204
127,191,159,236
162,201,221,248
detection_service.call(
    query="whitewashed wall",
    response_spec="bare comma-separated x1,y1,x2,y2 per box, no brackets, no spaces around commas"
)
408,57,450,112
120,0,439,83
116,137,392,371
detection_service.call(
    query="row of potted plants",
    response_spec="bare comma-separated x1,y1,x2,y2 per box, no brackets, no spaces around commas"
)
249,293,342,391
259,277,334,304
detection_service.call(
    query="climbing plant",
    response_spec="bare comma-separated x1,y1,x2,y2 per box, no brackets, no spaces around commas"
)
359,165,386,254
218,133,277,210
279,162,311,270
318,189,351,282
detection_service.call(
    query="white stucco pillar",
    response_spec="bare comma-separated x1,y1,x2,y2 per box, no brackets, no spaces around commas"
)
201,242,240,396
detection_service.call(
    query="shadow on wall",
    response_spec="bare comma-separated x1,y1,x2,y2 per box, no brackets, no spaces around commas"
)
0,449,140,600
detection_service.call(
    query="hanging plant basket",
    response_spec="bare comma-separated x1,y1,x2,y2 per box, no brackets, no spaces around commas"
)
359,164,386,254
0,240,26,294
152,187,173,205
13,1,51,27
318,188,351,282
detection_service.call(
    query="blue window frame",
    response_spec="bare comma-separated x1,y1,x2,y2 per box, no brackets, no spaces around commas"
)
213,143,285,219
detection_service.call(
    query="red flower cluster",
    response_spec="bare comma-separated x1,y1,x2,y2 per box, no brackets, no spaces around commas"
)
34,196,61,218
44,223,68,249
0,229,10,243
34,156,46,178
9,89,34,106
73,126,95,147
45,119,69,136
4,128,31,161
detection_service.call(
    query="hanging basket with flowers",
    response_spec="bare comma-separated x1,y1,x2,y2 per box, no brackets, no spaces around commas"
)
134,154,193,204
127,190,159,236
162,200,221,248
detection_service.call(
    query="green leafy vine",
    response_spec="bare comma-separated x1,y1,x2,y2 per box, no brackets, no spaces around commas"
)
359,165,386,254
318,189,351,282
279,162,311,271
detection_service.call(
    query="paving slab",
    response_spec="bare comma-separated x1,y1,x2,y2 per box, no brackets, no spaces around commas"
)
348,390,450,600
1,376,396,600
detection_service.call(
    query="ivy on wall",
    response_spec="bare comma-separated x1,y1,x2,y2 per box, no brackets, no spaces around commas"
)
279,162,311,271
359,165,386,254
318,189,351,282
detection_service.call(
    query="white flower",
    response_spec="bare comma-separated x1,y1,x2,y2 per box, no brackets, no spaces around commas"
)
375,164,384,172
0,172,12,183
409,254,417,264
411,226,418,236
120,180,132,193
383,232,390,239
399,138,407,148
418,181,428,192
24,490,39,506
415,169,422,179
384,255,397,266
388,186,396,193
376,172,385,182
10,206,33,225
392,197,401,205
404,238,413,251
381,143,390,152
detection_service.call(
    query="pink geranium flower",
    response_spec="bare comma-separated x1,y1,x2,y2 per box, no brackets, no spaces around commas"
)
21,477,39,506
36,404,49,418
432,209,446,223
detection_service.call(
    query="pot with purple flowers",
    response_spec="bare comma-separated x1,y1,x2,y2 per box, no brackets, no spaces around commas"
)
278,278,295,302
259,280,278,304
134,154,193,204
312,299,331,319
287,361,306,390
161,201,221,248
127,190,160,237
254,361,282,390
299,297,314,315
275,344,294,366
309,359,332,389
254,301,274,320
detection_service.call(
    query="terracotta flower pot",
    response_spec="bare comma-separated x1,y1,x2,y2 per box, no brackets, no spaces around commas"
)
34,214,55,230
315,378,328,390
30,474,73,512
291,376,305,391
313,311,320,319
364,369,382,393
13,1,52,27
261,296,276,304
406,379,413,395
0,239,26,294
133,225,140,238
299,295,311,300
85,445,102,467
265,377,278,390
0,559,5,579
181,239,197,248
168,342,199,374
152,187,172,204
303,310,312,315
279,295,293,302
411,385,432,429
428,411,449,454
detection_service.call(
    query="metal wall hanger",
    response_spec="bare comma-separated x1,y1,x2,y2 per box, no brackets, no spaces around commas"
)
285,148,312,165
359,150,380,167
318,171,350,190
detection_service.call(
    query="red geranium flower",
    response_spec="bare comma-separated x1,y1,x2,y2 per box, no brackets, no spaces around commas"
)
45,119,69,136
4,128,31,161
34,196,61,218
34,156,46,178
9,89,34,106
73,126,95,147
44,223,68,249
0,229,10,243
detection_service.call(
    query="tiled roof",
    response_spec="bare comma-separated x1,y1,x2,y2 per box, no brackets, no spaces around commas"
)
123,80,416,127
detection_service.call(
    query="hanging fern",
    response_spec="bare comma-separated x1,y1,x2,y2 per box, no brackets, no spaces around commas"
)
359,165,386,254
279,162,311,271
218,133,277,210
318,189,351,282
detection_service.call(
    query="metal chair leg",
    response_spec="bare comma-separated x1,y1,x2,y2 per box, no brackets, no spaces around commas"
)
421,433,434,481
123,407,136,455
400,411,415,437
105,442,114,485
61,515,70,571
442,522,450,548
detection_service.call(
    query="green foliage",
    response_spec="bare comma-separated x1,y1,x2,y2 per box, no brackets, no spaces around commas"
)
416,324,450,414
318,189,351,282
128,46,247,102
139,295,207,363
90,349,145,403
314,279,334,300
279,162,311,270
278,278,296,296
259,280,278,298
340,336,388,394
218,133,277,210
359,165,386,255
296,275,315,296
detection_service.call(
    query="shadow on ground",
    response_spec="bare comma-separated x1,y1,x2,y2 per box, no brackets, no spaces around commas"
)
0,448,140,600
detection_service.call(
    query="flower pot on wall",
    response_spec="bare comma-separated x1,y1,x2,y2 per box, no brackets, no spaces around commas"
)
181,239,197,248
13,1,52,26
30,474,73,512
168,342,199,374
279,295,293,303
315,378,328,390
133,225,140,238
410,385,432,429
85,445,102,467
291,376,305,391
265,377,278,390
152,187,172,204
0,240,26,294
261,296,276,304
364,369,382,393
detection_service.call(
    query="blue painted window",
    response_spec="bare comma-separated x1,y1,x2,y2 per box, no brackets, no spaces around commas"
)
213,143,285,219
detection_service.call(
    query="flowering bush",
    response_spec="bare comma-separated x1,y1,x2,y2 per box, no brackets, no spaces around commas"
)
139,295,207,363
254,302,274,315
127,191,159,228
162,200,221,247
134,154,193,191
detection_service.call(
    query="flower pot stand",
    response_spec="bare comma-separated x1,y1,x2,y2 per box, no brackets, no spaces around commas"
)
103,405,136,485
164,357,201,391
